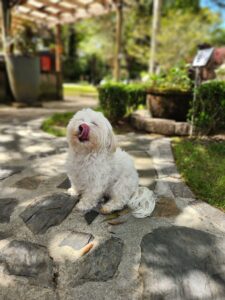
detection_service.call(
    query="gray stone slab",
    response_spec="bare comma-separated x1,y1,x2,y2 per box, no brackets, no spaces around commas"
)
140,226,225,300
59,237,124,287
14,175,47,190
57,177,71,189
60,232,94,250
20,193,78,234
0,198,18,223
166,179,195,198
0,240,54,287
0,166,23,180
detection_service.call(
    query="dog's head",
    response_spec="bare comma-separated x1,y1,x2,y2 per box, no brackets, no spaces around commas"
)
67,108,116,153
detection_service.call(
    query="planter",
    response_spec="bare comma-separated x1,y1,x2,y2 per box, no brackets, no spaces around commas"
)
147,89,192,121
6,55,40,103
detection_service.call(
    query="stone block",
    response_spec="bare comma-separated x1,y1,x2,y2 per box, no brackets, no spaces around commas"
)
144,118,176,136
175,122,191,136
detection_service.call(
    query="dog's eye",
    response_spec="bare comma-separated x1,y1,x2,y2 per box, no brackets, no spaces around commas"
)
91,121,98,126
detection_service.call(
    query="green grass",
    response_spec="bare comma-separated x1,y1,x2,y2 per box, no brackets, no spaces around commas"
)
172,138,225,211
41,112,74,137
63,83,98,97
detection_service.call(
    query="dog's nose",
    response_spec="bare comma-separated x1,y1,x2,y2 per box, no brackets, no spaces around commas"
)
78,123,90,141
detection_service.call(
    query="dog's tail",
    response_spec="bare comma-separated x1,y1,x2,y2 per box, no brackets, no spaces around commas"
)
128,187,156,218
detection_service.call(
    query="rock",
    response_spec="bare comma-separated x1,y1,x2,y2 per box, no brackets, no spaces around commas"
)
0,198,18,223
175,122,191,136
60,232,94,250
152,197,181,217
0,240,54,287
57,177,71,189
20,193,78,234
58,237,124,288
14,175,47,190
144,118,176,136
84,210,99,225
140,226,225,299
168,179,195,198
0,166,23,180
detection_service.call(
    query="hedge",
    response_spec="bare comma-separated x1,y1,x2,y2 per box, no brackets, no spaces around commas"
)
190,80,225,133
98,82,146,121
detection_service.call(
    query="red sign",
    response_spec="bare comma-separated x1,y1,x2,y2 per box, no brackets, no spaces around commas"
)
41,55,51,72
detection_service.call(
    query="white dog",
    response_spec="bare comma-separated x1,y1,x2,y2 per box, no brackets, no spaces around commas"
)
66,108,156,217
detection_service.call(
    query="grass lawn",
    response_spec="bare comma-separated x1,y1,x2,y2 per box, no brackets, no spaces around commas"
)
63,83,98,97
172,138,225,211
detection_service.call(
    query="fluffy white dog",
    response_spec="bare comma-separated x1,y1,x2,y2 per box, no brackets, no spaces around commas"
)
66,108,139,214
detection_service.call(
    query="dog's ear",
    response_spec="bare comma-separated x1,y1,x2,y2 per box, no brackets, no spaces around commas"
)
107,130,116,153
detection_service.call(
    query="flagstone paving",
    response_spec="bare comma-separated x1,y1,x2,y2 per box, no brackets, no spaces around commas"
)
0,104,225,300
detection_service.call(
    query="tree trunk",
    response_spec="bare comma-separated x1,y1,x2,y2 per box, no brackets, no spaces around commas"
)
149,0,162,74
113,0,123,81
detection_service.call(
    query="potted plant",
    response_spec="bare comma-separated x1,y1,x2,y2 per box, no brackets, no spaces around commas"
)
146,66,193,121
6,23,40,104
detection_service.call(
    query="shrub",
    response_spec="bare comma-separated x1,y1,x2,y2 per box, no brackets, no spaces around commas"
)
98,82,146,121
190,80,225,133
148,65,192,93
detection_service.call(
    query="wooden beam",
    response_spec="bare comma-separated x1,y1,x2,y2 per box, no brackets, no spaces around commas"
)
31,0,76,14
21,3,61,17
113,0,123,81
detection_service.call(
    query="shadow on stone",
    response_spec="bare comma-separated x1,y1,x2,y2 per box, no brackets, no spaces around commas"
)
140,226,225,300
20,193,78,234
0,198,18,223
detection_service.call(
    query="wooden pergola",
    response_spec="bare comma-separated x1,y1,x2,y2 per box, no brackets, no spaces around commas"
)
0,0,124,88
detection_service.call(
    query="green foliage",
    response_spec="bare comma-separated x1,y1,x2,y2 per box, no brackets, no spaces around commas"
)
98,82,147,121
172,138,225,211
14,23,38,55
190,81,225,133
148,65,192,92
157,8,220,70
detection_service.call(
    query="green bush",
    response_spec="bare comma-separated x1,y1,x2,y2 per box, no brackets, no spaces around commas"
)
191,80,225,133
98,82,146,121
148,65,192,93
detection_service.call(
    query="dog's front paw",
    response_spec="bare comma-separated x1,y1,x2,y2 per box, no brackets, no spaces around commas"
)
100,204,114,215
76,200,93,213
67,187,79,197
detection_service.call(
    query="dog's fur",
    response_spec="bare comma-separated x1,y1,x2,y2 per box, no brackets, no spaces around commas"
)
66,108,139,213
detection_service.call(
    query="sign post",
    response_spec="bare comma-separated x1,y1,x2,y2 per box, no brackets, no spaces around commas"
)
191,48,214,136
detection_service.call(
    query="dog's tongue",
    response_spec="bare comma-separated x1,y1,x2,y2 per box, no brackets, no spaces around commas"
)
79,124,90,141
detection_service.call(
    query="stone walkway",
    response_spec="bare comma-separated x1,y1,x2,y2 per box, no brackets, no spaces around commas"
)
0,99,225,300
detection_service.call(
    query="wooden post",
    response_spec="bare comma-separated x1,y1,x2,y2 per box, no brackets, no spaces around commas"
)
0,0,11,54
190,67,201,136
55,23,63,100
113,0,123,81
149,0,162,74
